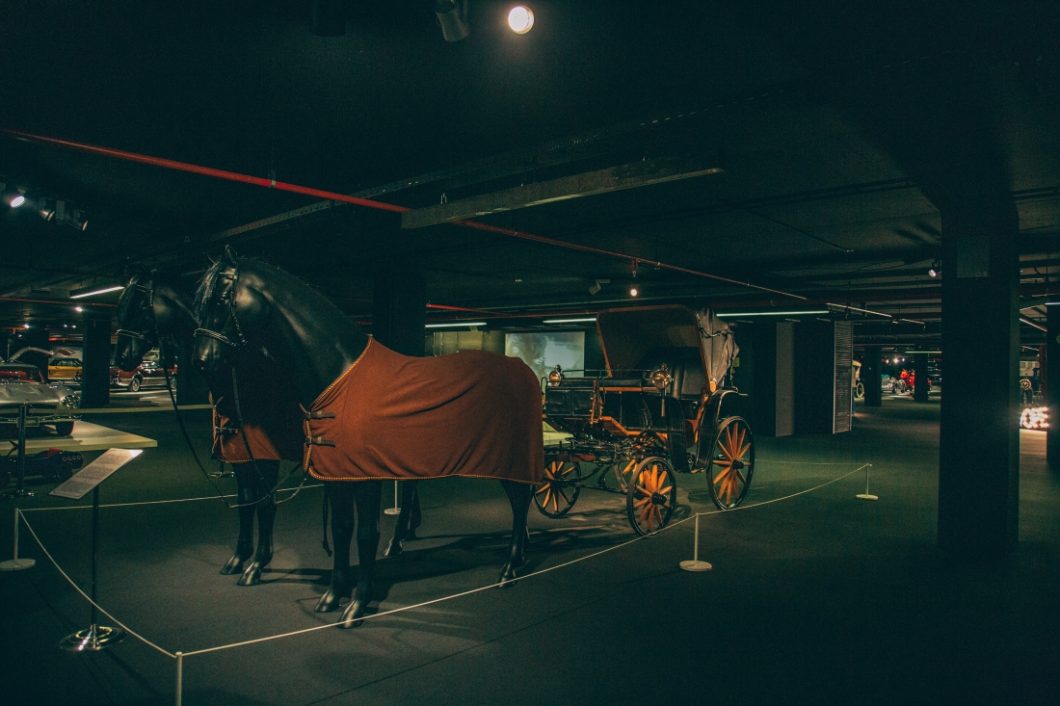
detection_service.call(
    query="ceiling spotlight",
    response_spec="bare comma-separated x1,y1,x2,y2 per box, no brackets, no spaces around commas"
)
628,259,640,297
928,259,941,278
38,205,56,222
4,191,26,208
435,0,470,42
507,5,534,34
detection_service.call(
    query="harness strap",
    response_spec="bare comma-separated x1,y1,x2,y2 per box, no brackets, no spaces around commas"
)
304,410,336,420
194,327,246,350
307,435,336,447
115,328,147,341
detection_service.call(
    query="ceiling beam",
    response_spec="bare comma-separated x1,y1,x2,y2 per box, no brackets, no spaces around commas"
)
400,157,723,229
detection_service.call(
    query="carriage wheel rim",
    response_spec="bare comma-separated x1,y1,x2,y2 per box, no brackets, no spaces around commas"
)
631,460,674,534
711,419,753,508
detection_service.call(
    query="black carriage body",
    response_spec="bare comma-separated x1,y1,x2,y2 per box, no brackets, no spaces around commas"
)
538,305,754,528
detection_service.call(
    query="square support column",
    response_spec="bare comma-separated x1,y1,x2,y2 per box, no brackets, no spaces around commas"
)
938,207,1019,557
373,271,425,357
80,310,112,408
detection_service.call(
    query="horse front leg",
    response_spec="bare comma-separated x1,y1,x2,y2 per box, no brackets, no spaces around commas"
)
238,461,278,587
384,481,421,557
316,484,354,613
221,464,254,575
498,479,533,586
341,480,381,628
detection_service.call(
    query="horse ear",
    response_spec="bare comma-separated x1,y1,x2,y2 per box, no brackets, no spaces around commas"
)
222,244,239,265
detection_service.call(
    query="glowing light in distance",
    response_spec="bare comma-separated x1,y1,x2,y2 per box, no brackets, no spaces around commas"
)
70,285,124,300
508,5,534,34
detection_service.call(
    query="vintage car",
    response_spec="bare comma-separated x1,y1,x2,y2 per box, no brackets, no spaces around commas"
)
110,357,176,392
0,362,81,437
47,356,83,383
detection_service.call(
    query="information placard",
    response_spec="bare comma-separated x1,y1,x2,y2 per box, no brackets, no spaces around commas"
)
50,448,143,500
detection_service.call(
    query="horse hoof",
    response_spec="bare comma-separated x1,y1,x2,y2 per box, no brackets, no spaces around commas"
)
340,600,366,629
237,563,262,587
220,554,245,575
384,539,404,558
315,591,341,613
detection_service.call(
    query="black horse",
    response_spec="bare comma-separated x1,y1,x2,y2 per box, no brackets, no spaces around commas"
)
114,268,300,586
191,249,542,627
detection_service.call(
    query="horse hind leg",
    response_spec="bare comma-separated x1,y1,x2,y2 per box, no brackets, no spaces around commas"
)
316,484,354,613
498,479,533,587
341,480,382,628
239,461,278,587
221,466,255,575
384,481,420,558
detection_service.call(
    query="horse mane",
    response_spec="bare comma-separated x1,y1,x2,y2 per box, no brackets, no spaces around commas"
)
197,254,359,333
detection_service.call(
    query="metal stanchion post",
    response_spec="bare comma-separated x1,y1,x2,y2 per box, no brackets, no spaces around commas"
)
60,485,126,652
855,463,879,501
175,652,184,706
1,403,34,500
383,479,401,516
679,514,713,572
0,508,36,570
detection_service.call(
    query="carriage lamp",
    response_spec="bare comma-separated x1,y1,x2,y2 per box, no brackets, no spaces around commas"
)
547,365,564,388
650,363,673,392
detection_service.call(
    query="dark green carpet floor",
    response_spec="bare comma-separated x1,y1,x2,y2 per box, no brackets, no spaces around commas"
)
1,399,1057,705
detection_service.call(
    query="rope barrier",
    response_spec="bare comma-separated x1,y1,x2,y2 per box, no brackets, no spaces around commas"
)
18,460,874,702
17,510,177,659
18,484,322,514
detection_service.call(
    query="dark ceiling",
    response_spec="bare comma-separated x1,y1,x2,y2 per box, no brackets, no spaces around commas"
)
2,0,1060,351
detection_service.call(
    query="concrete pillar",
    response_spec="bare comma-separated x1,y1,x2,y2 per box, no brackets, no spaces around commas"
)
80,310,112,407
1045,306,1060,470
862,346,882,408
747,322,794,437
373,271,425,356
938,205,1019,557
913,352,930,402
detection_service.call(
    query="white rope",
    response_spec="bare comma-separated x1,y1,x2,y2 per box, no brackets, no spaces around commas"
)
180,462,872,657
19,484,322,513
17,510,178,659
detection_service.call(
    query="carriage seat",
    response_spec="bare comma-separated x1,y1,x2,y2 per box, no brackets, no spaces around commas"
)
638,347,706,399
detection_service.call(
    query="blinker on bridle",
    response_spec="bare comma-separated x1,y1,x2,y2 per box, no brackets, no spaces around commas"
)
193,267,250,351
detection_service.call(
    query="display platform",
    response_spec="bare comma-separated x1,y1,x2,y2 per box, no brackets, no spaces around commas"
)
20,421,157,454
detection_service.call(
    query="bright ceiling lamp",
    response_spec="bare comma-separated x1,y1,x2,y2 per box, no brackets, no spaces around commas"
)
543,317,597,324
507,5,534,34
425,321,486,329
70,284,124,300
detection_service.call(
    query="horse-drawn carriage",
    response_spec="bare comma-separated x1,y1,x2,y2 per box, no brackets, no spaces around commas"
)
534,305,755,535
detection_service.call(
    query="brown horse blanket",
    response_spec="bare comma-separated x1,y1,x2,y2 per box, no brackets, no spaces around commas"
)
303,339,544,484
212,356,305,464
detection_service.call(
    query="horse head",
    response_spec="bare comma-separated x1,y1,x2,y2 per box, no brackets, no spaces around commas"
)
192,247,270,376
114,266,161,371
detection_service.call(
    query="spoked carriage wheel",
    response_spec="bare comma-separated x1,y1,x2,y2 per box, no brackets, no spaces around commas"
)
612,455,638,492
534,456,582,517
707,416,754,510
626,456,677,536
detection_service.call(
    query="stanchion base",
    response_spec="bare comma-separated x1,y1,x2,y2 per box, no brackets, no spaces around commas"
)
855,493,879,501
679,559,713,572
0,557,36,571
60,625,126,653
383,508,401,516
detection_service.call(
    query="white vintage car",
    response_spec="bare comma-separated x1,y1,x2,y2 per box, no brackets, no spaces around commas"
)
0,362,81,437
